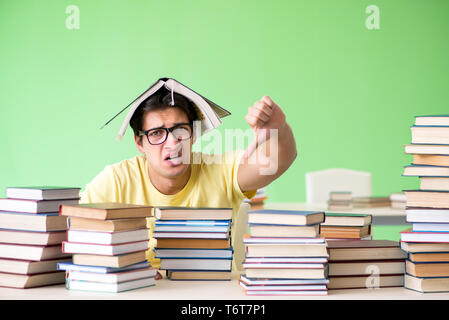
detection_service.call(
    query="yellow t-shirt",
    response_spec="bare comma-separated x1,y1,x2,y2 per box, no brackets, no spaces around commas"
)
79,150,256,269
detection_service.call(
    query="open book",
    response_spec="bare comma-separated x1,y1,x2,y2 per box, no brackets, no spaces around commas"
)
102,78,231,141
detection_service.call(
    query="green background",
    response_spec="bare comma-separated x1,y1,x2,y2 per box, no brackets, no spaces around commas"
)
1,1,449,240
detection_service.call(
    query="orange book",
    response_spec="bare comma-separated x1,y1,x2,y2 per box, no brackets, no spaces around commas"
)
156,238,230,249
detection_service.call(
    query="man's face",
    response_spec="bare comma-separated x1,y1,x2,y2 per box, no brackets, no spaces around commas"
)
135,107,193,180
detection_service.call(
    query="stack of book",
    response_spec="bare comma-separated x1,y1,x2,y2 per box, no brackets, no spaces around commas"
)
401,114,449,293
352,196,391,208
240,209,329,296
57,203,157,293
244,188,268,211
327,191,352,210
390,192,407,209
0,186,79,288
153,207,234,281
327,240,407,290
320,213,372,240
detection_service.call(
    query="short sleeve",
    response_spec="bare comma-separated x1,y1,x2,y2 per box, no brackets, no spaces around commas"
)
79,165,121,204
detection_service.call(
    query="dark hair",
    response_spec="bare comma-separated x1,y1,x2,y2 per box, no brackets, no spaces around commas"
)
130,88,198,140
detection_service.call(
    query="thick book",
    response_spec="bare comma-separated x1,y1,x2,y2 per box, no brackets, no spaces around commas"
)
0,198,79,214
0,211,68,232
245,265,328,279
62,240,149,256
413,154,449,167
66,277,155,293
328,274,404,290
67,267,157,283
0,229,66,246
103,77,231,141
247,210,325,226
248,224,319,238
403,165,449,177
327,240,407,261
0,271,66,289
404,144,449,155
329,260,405,276
68,217,148,232
406,207,449,223
406,260,449,277
60,203,153,220
72,250,147,268
411,125,449,145
415,115,449,126
160,258,232,271
67,228,149,245
0,243,70,261
153,231,229,239
400,241,449,253
6,186,81,201
320,225,371,239
408,252,449,263
400,228,449,243
155,238,230,249
0,258,71,275
404,274,449,293
321,213,372,227
154,207,232,221
404,190,449,208
57,261,150,273
167,270,232,281
420,177,449,191
244,238,328,258
154,248,233,259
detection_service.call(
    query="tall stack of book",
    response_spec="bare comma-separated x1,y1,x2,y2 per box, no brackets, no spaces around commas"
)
328,191,352,210
327,240,407,290
58,203,157,293
320,213,372,240
401,114,449,293
154,207,234,281
244,188,268,211
239,209,329,296
0,186,79,288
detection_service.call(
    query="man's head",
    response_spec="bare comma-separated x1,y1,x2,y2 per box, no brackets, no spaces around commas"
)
130,89,199,180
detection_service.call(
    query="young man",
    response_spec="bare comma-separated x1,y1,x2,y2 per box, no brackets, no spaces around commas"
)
80,88,297,276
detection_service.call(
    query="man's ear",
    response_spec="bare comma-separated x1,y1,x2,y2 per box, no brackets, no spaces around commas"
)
135,135,145,154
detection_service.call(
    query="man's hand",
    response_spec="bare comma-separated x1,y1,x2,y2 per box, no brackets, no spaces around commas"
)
244,95,286,158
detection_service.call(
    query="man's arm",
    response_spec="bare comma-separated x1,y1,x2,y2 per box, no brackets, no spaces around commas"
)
237,95,297,192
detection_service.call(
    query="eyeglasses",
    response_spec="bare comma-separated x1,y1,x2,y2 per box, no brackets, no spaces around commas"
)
138,123,193,145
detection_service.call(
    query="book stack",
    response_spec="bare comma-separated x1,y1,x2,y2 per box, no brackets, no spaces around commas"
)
390,192,407,209
401,114,449,293
0,186,79,288
58,203,157,293
327,191,352,210
352,196,391,208
153,207,234,281
320,213,373,240
240,209,329,296
244,188,268,211
327,240,407,290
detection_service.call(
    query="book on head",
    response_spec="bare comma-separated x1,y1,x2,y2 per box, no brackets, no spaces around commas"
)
101,77,231,141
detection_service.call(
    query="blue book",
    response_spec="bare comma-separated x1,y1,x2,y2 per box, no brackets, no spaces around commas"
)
247,209,324,226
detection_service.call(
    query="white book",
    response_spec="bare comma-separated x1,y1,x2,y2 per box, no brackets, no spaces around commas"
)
67,228,149,245
66,277,155,293
155,220,230,226
153,232,229,239
244,257,328,263
0,198,79,213
155,248,233,259
243,237,326,244
407,208,449,223
413,223,449,232
154,225,230,233
243,262,326,269
401,230,449,243
160,258,232,271
62,240,149,255
239,281,327,291
239,275,329,286
57,261,150,274
6,186,81,201
67,267,157,283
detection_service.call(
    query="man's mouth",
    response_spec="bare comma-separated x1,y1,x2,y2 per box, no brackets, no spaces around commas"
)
164,150,183,165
